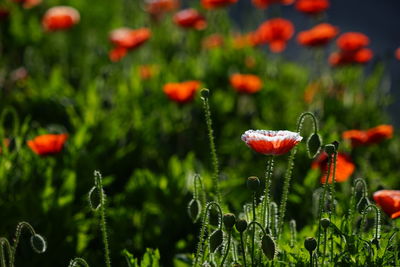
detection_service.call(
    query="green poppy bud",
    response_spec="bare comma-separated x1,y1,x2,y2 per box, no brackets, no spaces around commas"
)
320,218,330,230
307,133,322,159
209,229,223,253
200,88,209,100
261,235,276,260
324,144,336,155
223,213,236,230
187,199,201,223
304,237,317,252
235,219,248,233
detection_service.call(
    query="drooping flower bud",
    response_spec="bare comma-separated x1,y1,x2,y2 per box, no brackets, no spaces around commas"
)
261,235,276,260
188,199,201,223
307,133,322,159
200,88,209,100
209,229,223,253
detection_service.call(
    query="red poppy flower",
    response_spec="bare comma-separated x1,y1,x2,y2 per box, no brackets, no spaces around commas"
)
336,32,369,52
202,34,224,49
109,47,127,62
329,48,373,66
145,0,179,16
27,134,68,156
163,80,201,103
12,0,41,9
373,190,400,219
230,74,263,94
395,48,400,61
173,9,207,30
139,65,158,80
109,28,151,50
201,0,238,9
252,0,294,9
295,0,329,15
297,23,339,47
257,18,294,53
342,125,393,147
241,130,302,156
0,8,9,21
42,6,80,31
312,152,355,183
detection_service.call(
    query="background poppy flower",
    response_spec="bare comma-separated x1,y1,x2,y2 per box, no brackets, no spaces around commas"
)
145,0,179,16
312,152,355,183
373,190,400,219
336,32,369,52
109,28,151,50
139,65,159,80
201,0,238,9
297,23,339,47
295,0,329,15
342,125,393,147
27,134,68,156
202,34,224,49
256,18,294,53
42,6,80,31
252,0,294,9
395,48,400,61
241,130,302,155
230,73,263,94
173,9,207,30
108,28,151,61
13,0,41,9
329,48,373,66
163,81,201,103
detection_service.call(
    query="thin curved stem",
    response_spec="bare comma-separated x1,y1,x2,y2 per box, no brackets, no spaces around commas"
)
262,156,274,229
220,230,232,267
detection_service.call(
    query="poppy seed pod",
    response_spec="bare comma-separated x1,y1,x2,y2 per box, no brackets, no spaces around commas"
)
235,219,248,233
304,237,317,252
247,176,260,191
223,213,236,230
320,218,330,229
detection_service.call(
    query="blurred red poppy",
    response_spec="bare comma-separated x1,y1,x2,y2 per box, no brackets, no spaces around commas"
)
109,28,151,50
173,9,207,30
297,23,338,47
241,130,302,156
233,32,262,48
109,47,128,62
202,34,224,49
252,0,294,9
329,48,373,66
12,0,41,9
27,134,68,156
109,28,151,61
163,81,201,103
201,0,238,9
395,48,400,61
373,190,400,219
139,65,158,80
312,152,355,183
295,0,329,15
145,0,179,16
343,125,393,147
337,32,369,52
230,74,263,94
257,18,294,53
42,6,80,31
0,8,9,21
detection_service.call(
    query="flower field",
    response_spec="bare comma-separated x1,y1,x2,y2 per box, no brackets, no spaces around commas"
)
0,0,399,266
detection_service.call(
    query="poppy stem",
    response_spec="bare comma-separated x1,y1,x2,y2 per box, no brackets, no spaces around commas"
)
251,193,256,267
220,229,232,267
262,156,274,230
91,171,112,267
329,151,338,263
201,89,221,204
317,153,333,254
240,233,247,267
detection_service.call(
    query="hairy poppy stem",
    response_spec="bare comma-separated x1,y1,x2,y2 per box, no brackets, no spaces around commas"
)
262,156,274,230
220,229,232,267
321,228,327,266
201,89,221,204
329,151,338,263
251,193,256,267
240,233,247,267
194,202,222,267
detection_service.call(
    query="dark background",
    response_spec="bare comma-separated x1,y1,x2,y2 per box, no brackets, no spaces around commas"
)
190,0,400,125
